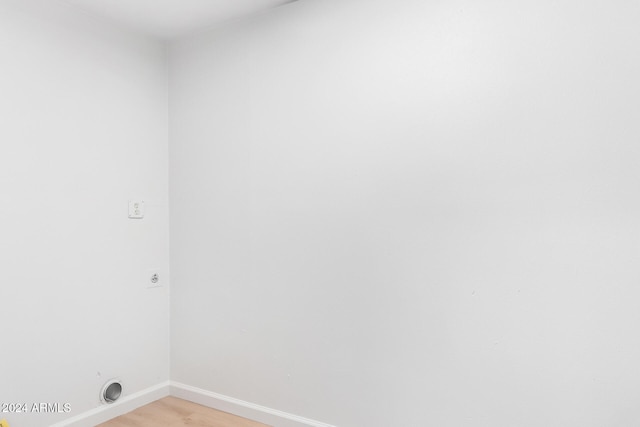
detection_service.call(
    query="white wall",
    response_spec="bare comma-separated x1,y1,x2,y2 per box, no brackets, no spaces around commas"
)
169,0,640,426
0,1,170,426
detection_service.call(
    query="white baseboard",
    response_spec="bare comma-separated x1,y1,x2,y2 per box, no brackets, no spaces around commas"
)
50,381,171,427
170,382,336,427
49,381,334,427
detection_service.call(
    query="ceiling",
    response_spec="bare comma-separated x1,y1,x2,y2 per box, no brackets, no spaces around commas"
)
61,0,295,39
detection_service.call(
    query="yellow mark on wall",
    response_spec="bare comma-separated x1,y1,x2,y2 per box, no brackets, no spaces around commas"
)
0,419,9,427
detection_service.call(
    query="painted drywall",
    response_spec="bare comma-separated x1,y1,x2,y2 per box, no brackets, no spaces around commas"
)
0,1,170,426
169,0,640,425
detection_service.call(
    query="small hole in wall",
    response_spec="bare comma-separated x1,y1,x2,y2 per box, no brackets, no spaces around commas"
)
102,381,122,404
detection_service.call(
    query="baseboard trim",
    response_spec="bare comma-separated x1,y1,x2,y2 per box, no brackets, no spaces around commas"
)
170,382,336,427
50,381,171,427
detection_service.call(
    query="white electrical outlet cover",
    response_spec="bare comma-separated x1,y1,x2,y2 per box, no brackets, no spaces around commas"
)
128,200,145,219
147,268,162,288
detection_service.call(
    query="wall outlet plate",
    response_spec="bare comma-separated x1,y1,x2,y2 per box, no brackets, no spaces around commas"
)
147,269,162,288
128,200,145,219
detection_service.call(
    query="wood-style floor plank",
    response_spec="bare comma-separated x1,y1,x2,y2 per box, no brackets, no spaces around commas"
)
96,396,270,427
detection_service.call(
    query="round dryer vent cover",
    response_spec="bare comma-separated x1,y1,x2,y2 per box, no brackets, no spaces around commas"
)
101,380,123,404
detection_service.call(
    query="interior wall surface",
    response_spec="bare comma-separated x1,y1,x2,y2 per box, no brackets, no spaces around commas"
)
0,1,170,426
169,0,640,425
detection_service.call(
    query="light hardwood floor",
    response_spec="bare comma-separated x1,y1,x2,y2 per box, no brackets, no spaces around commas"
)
96,396,271,427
